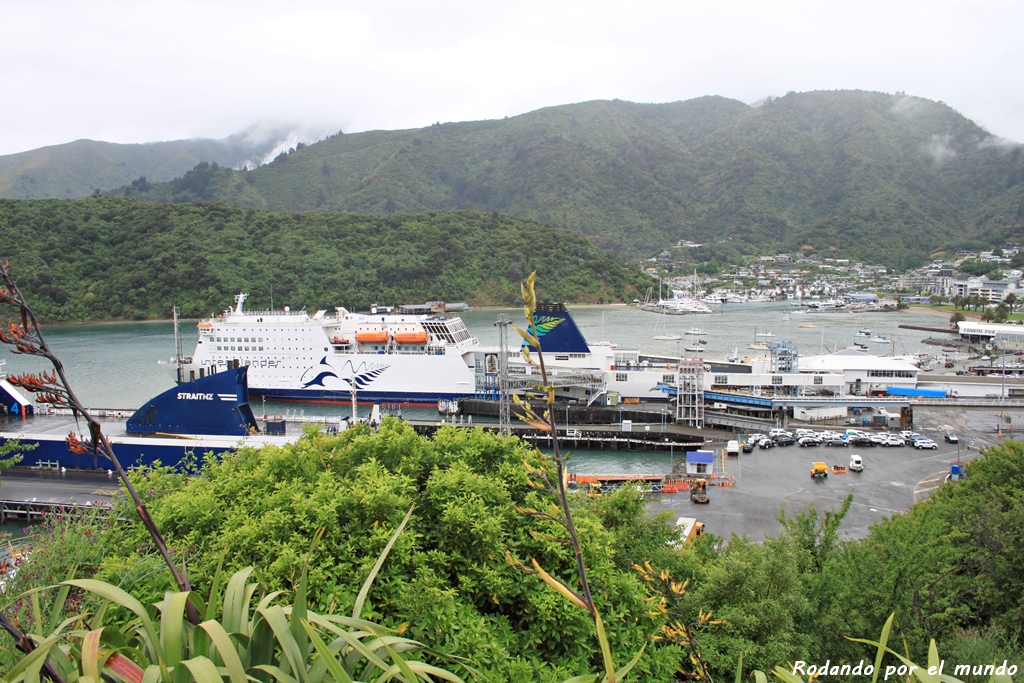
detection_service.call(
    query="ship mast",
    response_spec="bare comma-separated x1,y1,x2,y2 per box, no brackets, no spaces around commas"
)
173,305,185,384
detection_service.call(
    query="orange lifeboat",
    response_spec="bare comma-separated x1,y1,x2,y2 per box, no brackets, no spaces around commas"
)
197,322,214,329
393,331,428,344
354,330,389,344
331,336,351,345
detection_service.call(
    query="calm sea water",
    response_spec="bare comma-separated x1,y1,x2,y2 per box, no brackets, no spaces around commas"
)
3,302,950,474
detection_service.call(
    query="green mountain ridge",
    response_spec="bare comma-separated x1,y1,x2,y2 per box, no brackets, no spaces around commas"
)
0,198,651,322
0,130,301,200
104,90,1024,263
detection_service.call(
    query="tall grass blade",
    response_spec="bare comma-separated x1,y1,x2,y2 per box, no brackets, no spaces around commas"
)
300,620,355,683
221,567,255,634
159,590,191,668
352,506,414,622
199,619,249,683
181,655,226,683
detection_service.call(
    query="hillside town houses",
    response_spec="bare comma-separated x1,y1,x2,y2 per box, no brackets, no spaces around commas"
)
644,243,1023,308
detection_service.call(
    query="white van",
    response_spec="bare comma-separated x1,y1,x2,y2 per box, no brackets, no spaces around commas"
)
849,454,864,471
726,440,740,456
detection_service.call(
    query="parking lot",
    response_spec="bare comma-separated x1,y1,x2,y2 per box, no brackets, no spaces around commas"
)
647,407,1005,541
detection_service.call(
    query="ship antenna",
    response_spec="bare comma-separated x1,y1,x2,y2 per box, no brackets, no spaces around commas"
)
173,305,184,384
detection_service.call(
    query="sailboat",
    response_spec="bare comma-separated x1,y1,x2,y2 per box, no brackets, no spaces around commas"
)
653,314,682,341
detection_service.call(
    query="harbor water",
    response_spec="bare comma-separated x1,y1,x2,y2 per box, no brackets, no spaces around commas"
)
2,302,954,475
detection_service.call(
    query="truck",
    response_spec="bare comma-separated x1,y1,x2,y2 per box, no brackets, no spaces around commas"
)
673,517,706,545
726,440,740,457
810,462,829,479
849,454,864,472
690,478,709,504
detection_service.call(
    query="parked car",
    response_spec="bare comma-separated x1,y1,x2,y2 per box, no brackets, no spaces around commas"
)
884,435,906,447
869,433,889,446
758,438,774,449
773,434,796,446
741,442,754,453
825,437,848,447
914,438,938,450
798,435,821,447
944,433,960,443
851,436,875,447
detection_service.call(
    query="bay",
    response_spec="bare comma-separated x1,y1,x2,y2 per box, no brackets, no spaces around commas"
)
3,301,952,474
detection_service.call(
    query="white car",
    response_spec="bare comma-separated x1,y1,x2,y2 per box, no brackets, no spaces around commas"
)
884,435,905,447
869,434,888,445
914,438,938,450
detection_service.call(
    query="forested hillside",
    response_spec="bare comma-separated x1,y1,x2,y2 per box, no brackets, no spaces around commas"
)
0,198,651,322
109,90,1024,264
0,131,295,200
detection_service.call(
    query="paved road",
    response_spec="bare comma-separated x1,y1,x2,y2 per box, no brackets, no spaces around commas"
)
0,469,119,506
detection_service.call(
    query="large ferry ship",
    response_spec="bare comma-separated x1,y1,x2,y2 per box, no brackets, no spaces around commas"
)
181,294,480,405
181,294,702,407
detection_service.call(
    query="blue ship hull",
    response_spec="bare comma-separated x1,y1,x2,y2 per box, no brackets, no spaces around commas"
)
1,367,294,471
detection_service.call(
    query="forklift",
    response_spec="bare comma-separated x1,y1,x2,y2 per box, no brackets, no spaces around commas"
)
690,478,709,503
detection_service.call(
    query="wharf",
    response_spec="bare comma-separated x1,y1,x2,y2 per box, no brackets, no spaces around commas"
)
0,469,117,522
404,420,723,451
898,324,959,335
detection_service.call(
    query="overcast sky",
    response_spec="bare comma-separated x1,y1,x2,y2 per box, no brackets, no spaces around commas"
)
2,0,1022,157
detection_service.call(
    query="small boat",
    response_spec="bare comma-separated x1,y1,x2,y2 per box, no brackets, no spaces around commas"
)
684,327,705,335
871,335,889,344
684,346,704,353
781,315,791,321
748,341,771,351
855,328,872,338
755,330,775,338
654,333,683,341
798,323,816,328
697,338,708,345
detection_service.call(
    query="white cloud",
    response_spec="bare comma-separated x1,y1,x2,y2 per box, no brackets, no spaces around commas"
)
2,0,1024,155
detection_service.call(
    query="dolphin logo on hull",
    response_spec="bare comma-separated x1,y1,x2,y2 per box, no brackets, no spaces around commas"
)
300,357,390,389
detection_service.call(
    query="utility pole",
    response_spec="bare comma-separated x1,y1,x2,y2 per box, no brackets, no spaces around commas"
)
495,314,511,436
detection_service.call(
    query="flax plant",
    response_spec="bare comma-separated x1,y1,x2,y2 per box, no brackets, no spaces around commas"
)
505,272,645,683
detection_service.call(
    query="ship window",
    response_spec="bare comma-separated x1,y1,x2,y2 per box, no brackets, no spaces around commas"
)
772,376,784,385
259,346,263,351
616,373,628,382
715,375,728,384
217,346,222,351
662,374,675,383
814,375,824,385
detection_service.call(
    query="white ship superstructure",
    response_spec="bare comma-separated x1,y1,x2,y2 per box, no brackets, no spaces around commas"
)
183,294,479,405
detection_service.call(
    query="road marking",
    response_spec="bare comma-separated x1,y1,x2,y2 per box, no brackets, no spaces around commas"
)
914,469,949,501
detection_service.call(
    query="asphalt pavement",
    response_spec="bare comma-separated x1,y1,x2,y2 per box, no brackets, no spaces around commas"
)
647,407,1000,541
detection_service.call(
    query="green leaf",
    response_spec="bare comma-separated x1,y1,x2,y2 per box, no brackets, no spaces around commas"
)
610,642,646,682
159,590,191,668
181,655,226,683
352,506,414,622
3,614,82,682
253,664,300,683
301,619,354,683
198,620,249,683
259,604,310,683
593,610,616,683
221,567,255,635
64,579,160,658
